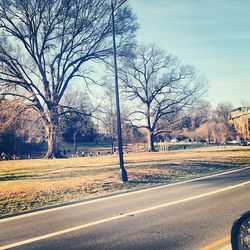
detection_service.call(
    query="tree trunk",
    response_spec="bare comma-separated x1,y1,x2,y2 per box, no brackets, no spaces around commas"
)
73,133,78,155
45,127,57,159
110,137,114,154
147,130,155,152
44,109,61,159
146,106,156,152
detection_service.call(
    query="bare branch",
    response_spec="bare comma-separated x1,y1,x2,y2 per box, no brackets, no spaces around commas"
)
119,44,207,151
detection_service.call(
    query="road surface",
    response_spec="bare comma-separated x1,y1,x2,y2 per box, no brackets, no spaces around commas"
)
0,167,250,250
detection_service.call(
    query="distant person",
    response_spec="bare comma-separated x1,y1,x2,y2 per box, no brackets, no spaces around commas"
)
1,152,6,160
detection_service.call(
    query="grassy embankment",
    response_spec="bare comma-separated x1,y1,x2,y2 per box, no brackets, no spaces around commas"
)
0,145,250,216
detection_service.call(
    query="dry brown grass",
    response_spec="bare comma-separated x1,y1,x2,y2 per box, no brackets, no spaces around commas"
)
0,145,250,216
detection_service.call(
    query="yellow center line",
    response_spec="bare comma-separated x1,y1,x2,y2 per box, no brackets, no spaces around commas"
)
200,236,230,250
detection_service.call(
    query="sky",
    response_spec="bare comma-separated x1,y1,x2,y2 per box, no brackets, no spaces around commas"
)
130,0,250,107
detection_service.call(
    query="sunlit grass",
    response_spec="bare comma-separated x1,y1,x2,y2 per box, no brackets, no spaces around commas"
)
0,145,250,216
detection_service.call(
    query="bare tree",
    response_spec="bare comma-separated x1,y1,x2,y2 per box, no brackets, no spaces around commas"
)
214,102,233,122
212,102,235,143
60,90,94,154
120,44,207,151
0,97,43,141
0,0,136,158
0,97,45,155
100,79,117,153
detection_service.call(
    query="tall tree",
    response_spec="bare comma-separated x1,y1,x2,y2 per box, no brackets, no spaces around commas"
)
100,79,117,154
212,102,235,143
61,90,95,154
120,44,207,151
0,97,43,142
214,102,233,122
0,97,44,155
0,0,136,158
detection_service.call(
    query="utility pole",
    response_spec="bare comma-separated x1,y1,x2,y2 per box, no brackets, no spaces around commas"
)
111,0,128,182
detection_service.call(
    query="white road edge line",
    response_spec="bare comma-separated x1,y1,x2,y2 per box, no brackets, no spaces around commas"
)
1,180,250,250
0,166,249,224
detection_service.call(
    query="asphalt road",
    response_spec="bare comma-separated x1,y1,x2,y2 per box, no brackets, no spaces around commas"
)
0,167,250,250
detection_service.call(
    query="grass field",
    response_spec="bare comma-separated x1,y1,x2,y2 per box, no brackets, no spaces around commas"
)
0,145,250,216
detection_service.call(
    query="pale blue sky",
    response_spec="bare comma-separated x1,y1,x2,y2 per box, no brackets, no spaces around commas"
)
130,0,250,107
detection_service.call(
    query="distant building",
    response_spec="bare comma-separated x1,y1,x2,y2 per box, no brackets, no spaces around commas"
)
230,107,250,140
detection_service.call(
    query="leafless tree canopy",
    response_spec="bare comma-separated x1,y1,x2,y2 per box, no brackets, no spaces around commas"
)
214,102,233,122
0,97,44,145
120,44,207,151
61,90,95,154
0,0,137,158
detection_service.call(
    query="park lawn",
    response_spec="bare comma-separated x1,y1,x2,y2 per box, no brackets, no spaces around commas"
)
0,145,250,216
